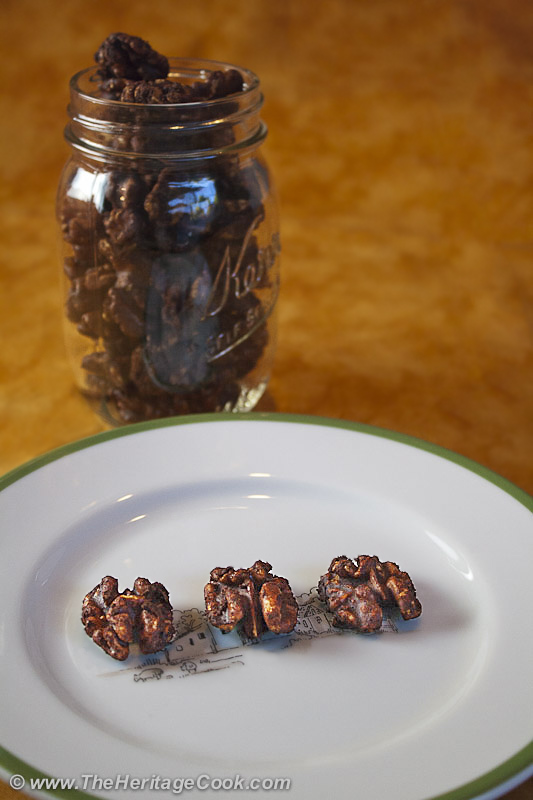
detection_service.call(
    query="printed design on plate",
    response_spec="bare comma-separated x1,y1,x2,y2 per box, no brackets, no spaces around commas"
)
100,588,407,683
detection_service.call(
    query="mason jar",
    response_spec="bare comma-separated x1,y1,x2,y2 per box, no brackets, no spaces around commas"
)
57,58,280,425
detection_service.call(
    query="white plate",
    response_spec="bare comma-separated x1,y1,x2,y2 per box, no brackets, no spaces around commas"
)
0,413,532,800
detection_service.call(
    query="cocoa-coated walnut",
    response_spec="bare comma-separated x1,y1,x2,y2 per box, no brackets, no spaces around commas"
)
318,555,422,633
94,33,169,84
81,576,175,660
204,560,298,639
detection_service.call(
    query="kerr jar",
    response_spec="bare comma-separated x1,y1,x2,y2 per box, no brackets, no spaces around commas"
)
57,44,280,425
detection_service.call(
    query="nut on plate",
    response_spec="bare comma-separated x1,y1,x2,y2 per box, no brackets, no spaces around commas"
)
81,575,175,660
318,555,422,633
204,560,298,639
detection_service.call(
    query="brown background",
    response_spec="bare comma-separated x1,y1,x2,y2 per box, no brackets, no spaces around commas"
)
0,1,532,798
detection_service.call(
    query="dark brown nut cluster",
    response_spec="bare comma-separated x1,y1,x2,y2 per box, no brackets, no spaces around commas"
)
318,555,422,633
204,560,298,639
118,70,244,104
81,576,175,660
59,34,272,424
94,32,243,103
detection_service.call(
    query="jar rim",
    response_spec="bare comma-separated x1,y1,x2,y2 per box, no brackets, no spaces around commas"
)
66,56,266,159
70,56,261,110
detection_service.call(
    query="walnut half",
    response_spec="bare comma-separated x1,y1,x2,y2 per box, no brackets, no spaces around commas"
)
81,576,175,660
318,555,422,633
204,560,298,639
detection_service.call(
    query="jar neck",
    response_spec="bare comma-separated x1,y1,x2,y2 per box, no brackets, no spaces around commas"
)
65,58,267,161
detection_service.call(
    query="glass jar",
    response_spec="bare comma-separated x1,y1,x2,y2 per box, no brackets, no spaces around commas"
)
57,58,280,425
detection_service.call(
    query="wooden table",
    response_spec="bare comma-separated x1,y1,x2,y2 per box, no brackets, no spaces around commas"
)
1,1,531,798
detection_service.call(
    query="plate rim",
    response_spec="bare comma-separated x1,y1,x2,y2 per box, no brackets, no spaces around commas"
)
1,411,532,512
0,411,532,800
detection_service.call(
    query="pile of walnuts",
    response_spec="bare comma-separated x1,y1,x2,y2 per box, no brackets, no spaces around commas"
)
60,33,269,424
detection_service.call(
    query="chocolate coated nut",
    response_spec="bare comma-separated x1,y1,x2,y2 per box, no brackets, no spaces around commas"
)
318,555,422,633
204,561,298,639
94,32,169,83
81,575,175,660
